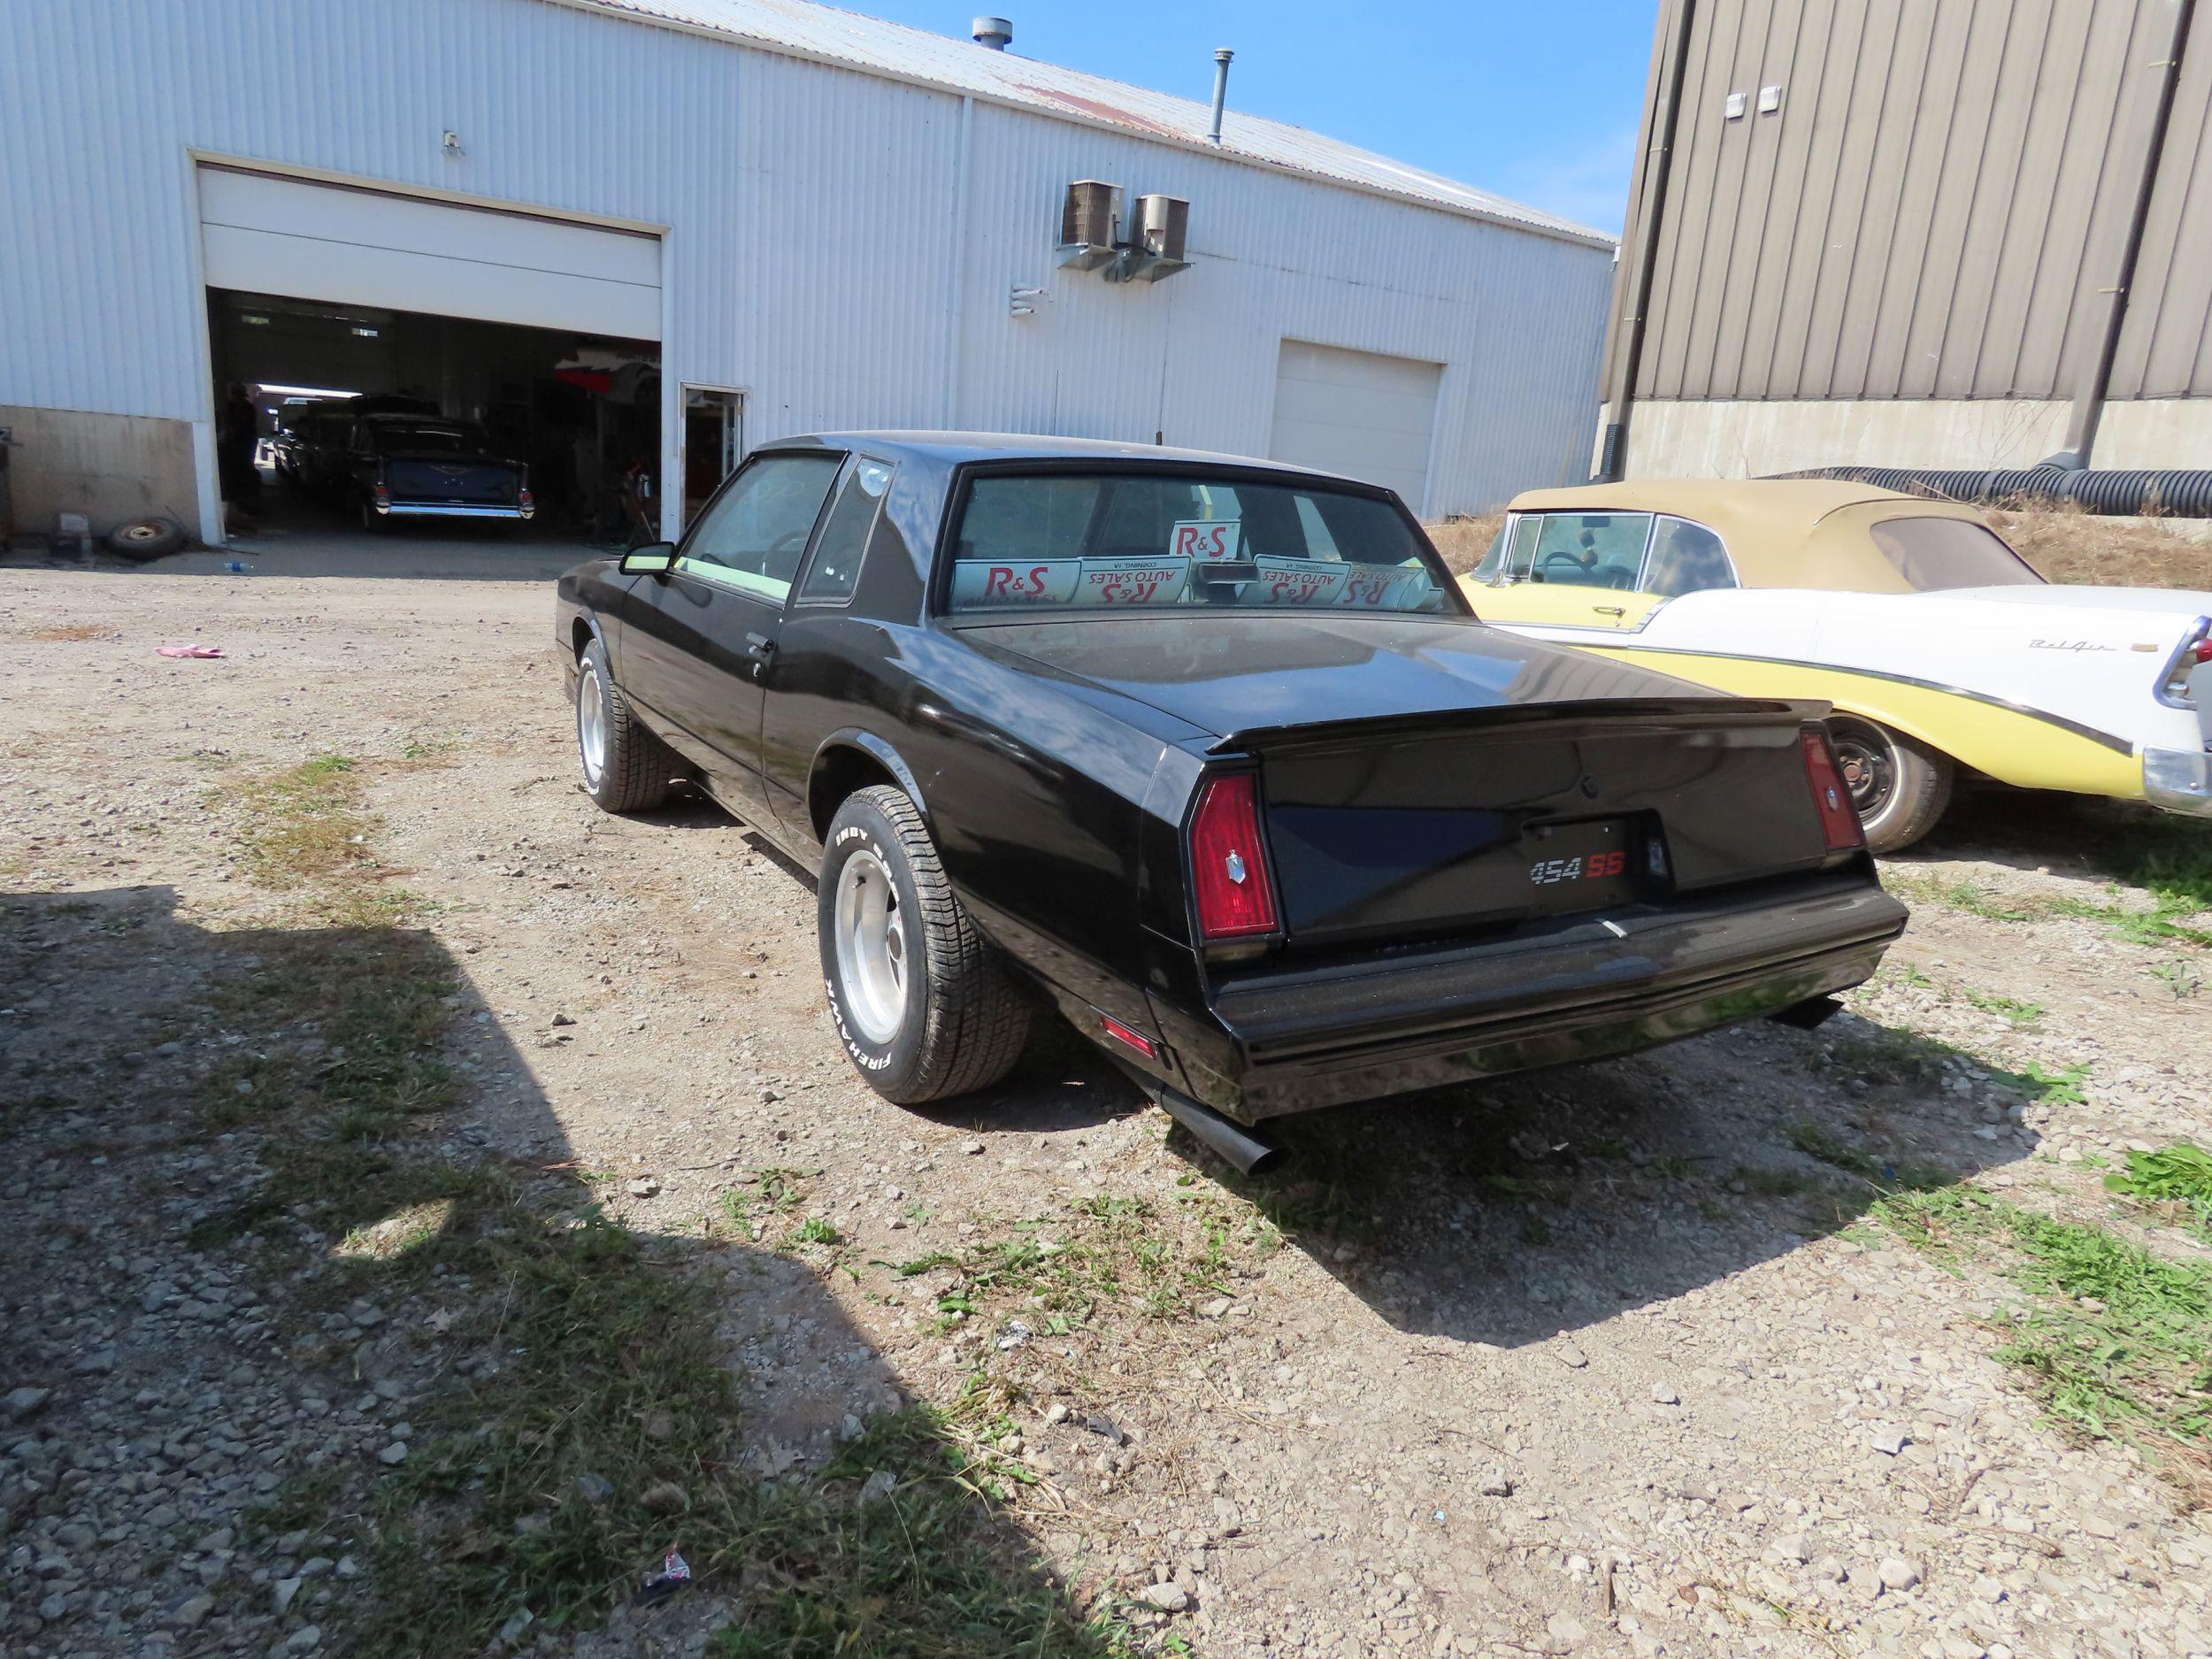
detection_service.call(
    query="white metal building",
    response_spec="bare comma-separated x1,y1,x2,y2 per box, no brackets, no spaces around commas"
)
0,0,1614,547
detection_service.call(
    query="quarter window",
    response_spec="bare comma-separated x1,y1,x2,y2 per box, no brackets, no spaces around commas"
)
679,453,842,603
798,458,894,603
1642,517,1738,596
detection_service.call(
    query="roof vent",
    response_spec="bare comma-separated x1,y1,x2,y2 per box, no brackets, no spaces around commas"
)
972,15,1011,49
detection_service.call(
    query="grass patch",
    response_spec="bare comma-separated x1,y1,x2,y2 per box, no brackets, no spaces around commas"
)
225,753,373,887
879,1192,1257,1338
2107,1143,2212,1245
183,758,1146,1655
712,1408,1146,1659
1960,987,2046,1030
1877,1186,2212,1502
1786,1118,1952,1193
1890,868,2212,950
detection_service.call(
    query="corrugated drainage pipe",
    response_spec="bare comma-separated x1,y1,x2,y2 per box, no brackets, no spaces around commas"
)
1769,465,2212,519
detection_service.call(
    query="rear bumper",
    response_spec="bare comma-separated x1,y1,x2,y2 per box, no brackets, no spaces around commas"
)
1157,872,1908,1121
378,501,532,520
2144,748,2212,815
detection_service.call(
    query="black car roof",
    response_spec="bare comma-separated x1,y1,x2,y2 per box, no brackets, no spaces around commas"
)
763,429,1365,484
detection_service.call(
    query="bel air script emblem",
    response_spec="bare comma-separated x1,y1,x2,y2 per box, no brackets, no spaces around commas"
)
2028,637,2114,652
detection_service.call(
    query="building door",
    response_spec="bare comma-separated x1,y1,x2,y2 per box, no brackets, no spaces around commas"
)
1268,340,1443,517
681,387,744,526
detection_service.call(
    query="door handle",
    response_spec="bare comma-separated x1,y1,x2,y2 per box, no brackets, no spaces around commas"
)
744,632,776,659
1593,605,1625,618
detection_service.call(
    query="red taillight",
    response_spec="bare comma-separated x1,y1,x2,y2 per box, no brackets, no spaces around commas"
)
1098,1014,1156,1058
1189,772,1279,941
372,482,390,511
1801,728,1864,851
518,486,535,515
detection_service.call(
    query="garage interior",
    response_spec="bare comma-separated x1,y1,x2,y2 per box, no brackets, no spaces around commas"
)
195,165,685,556
208,288,664,546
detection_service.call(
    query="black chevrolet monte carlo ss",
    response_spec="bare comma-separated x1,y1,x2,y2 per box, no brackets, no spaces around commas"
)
554,434,1907,1171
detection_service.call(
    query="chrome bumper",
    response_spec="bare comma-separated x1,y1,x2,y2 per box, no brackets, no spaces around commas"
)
2144,747,2212,815
380,503,532,520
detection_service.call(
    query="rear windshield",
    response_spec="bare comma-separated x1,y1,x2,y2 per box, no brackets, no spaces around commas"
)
1868,517,2044,590
944,472,1452,615
367,423,484,454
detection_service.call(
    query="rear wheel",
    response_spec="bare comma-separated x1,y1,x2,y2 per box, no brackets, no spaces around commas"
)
358,497,385,535
1827,715,1953,853
818,785,1030,1104
574,638,672,812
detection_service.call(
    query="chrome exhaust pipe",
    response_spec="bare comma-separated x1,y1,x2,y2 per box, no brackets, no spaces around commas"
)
1153,1085,1286,1176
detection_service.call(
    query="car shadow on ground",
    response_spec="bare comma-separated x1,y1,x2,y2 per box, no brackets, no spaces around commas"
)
0,886,1125,1657
1155,1005,2028,1350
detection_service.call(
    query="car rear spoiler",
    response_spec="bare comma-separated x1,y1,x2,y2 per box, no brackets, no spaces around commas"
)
1202,695,1830,755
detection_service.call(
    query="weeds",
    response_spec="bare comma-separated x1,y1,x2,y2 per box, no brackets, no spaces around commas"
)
185,754,1140,1656
1876,1186,2212,1501
2106,1143,2212,1244
1961,987,2046,1030
225,753,373,887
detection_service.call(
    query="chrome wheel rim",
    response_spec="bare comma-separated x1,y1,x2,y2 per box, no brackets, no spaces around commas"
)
834,848,907,1045
577,663,607,788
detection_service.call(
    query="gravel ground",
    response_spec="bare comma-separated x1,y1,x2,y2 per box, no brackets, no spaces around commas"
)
4,566,2211,1659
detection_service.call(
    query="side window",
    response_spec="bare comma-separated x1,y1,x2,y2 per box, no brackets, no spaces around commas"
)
1641,517,1738,597
1531,512,1652,589
680,454,842,603
797,458,895,603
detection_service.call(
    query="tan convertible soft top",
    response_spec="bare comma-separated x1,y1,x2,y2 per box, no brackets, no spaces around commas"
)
1502,479,2006,594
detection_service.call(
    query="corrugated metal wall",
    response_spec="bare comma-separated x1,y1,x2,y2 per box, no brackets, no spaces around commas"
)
1632,0,2211,405
0,0,1612,516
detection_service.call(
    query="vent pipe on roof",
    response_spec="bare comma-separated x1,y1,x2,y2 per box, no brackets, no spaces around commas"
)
972,16,1011,49
1208,48,1233,143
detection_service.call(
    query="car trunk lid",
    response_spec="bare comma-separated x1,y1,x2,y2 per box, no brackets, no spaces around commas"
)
964,614,1841,953
381,454,523,505
1237,702,1834,949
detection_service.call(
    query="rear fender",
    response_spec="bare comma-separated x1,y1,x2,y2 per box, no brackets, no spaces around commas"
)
1596,649,2144,798
807,729,930,840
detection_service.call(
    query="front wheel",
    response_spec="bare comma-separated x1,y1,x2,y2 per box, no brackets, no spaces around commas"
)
818,786,1030,1104
574,638,672,812
1826,715,1954,854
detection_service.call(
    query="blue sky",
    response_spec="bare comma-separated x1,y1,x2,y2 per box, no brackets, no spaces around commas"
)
844,1,1660,234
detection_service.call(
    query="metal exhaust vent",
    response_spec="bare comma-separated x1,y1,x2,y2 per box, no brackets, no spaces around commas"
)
1056,180,1123,270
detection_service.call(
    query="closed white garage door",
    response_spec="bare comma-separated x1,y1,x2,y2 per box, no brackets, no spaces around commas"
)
197,167,661,341
1268,340,1443,513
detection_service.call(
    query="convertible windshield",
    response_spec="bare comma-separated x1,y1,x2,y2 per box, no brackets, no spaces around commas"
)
945,471,1451,615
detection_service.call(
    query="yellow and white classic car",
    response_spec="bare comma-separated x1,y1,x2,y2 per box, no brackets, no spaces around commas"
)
1465,480,2212,851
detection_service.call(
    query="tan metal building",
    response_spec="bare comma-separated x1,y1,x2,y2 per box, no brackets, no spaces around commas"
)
1600,0,2212,480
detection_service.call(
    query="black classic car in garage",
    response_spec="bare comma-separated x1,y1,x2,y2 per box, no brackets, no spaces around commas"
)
554,434,1906,1171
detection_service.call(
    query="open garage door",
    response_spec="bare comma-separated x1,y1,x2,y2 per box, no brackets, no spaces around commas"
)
196,166,671,559
1268,340,1443,516
198,167,661,340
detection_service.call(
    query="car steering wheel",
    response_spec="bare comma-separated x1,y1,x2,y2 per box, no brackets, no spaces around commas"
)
1540,551,1594,578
